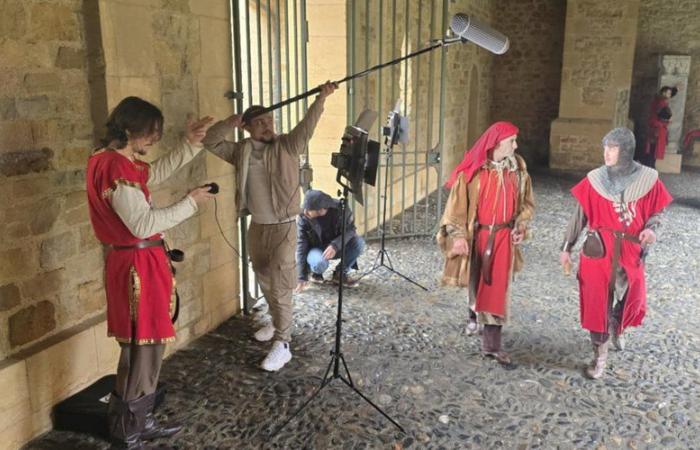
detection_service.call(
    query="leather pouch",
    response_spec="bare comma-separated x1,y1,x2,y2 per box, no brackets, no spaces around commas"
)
582,230,605,259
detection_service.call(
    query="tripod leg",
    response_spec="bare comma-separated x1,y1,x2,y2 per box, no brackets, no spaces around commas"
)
320,352,336,384
385,267,428,291
382,249,395,270
338,376,406,433
338,353,354,387
270,356,336,437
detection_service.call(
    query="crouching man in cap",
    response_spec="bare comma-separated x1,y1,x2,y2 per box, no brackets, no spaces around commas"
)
295,189,365,292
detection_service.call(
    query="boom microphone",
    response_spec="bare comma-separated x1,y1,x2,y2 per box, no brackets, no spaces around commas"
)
449,13,510,55
231,14,508,122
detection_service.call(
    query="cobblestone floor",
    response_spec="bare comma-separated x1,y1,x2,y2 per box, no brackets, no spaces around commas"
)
27,169,700,450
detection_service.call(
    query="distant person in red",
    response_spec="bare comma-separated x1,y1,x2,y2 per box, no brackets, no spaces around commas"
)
640,86,677,168
560,128,672,379
437,121,535,369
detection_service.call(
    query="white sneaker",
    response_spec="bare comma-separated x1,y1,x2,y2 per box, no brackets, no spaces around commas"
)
254,324,275,342
261,341,292,372
252,297,268,312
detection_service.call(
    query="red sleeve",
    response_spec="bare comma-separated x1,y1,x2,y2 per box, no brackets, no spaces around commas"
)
648,179,673,216
571,177,592,219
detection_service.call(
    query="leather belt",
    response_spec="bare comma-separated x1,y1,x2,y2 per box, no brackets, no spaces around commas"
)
611,231,641,244
602,229,642,320
111,239,164,251
476,220,515,285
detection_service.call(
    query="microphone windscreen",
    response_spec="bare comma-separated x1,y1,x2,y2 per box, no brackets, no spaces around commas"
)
207,182,219,194
450,13,510,55
354,109,377,132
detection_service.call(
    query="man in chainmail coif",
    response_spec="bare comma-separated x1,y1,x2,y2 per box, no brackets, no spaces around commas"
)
560,127,673,379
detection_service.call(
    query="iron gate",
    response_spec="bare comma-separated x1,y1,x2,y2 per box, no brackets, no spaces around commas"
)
347,0,448,240
229,0,449,311
230,0,309,313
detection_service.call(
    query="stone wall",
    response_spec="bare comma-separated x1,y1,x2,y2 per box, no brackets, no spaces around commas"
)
0,1,237,447
491,0,566,166
0,0,102,360
629,0,700,166
98,0,239,351
550,0,640,170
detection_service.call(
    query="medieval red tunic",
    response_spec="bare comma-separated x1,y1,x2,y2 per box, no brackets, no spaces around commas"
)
87,150,176,344
572,175,672,334
473,167,518,317
644,95,670,160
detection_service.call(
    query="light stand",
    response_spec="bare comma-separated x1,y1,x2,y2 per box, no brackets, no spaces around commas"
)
271,185,404,437
360,105,428,291
271,117,403,438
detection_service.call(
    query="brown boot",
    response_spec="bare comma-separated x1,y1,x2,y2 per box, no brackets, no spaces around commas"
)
107,392,146,450
481,325,516,370
585,342,609,379
139,393,182,441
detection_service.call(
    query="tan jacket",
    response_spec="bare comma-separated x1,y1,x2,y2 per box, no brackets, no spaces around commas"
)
202,98,325,220
436,154,535,287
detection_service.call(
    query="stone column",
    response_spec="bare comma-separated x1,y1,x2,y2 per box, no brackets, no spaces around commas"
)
655,55,691,173
549,0,640,170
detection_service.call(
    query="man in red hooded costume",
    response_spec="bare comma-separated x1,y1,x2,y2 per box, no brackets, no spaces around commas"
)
560,127,672,379
640,86,676,168
437,122,535,368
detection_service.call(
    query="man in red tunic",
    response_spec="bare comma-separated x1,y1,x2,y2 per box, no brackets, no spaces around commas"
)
560,127,672,379
640,86,676,168
438,122,535,368
86,97,214,448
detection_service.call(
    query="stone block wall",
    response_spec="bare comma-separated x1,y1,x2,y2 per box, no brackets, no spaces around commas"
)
629,0,700,161
0,0,103,360
0,1,238,447
98,0,239,354
549,0,641,171
491,0,567,166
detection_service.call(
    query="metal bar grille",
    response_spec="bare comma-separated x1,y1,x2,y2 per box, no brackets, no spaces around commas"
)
231,0,309,311
347,0,447,240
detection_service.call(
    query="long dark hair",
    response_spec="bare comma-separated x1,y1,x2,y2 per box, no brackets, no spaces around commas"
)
100,97,164,150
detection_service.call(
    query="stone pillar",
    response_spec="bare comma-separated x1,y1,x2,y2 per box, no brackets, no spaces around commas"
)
655,55,691,173
549,0,640,170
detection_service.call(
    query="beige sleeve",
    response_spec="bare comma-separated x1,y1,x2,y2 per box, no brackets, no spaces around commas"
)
202,120,241,164
147,138,205,186
440,173,469,237
283,96,325,155
111,183,198,239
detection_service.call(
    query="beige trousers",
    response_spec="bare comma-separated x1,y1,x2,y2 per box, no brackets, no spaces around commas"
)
248,221,297,342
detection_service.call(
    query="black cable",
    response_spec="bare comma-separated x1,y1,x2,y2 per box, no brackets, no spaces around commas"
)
213,197,241,258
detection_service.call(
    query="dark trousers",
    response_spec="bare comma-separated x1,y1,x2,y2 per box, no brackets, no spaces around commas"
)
482,325,502,353
115,343,165,401
590,300,625,345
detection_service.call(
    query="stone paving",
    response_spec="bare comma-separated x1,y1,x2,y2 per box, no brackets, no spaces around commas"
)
26,169,700,450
